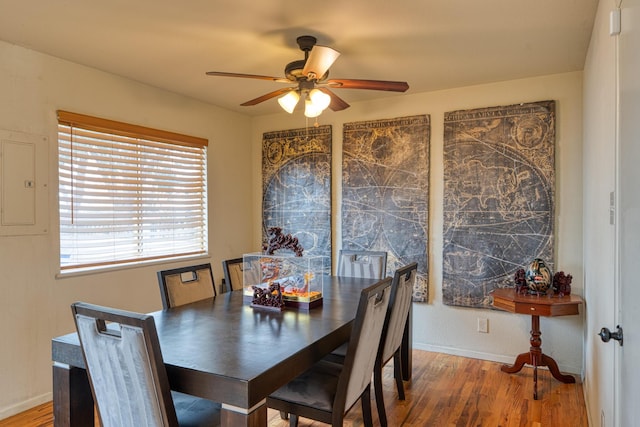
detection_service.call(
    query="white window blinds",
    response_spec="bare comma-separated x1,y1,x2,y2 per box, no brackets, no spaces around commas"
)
57,111,208,272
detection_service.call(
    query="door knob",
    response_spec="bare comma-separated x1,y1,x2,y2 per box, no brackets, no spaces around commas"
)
598,325,623,346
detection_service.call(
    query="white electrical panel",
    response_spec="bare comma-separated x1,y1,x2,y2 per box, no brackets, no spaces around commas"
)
0,129,49,236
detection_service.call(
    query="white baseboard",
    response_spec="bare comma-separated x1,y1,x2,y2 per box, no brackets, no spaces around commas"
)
0,392,52,421
413,343,583,376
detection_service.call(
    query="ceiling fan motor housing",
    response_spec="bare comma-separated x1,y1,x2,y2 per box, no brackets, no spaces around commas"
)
296,35,317,52
285,36,329,82
284,60,307,81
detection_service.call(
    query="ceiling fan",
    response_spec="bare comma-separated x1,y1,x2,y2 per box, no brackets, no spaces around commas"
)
205,35,409,116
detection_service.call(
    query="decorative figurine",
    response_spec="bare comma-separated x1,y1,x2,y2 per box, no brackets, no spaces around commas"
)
251,283,285,311
263,226,304,257
553,271,573,296
514,268,527,294
525,258,553,295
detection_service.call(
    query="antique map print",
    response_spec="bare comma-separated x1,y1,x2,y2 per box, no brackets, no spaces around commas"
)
262,126,331,270
342,115,430,302
442,101,555,308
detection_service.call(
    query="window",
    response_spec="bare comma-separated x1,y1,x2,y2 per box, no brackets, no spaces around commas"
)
57,111,208,273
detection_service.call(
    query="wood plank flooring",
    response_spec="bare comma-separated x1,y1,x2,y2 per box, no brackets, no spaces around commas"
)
0,350,588,427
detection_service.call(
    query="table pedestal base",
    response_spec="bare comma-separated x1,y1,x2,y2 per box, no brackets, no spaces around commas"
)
500,314,575,399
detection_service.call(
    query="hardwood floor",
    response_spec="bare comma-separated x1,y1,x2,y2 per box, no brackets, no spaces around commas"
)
0,350,588,427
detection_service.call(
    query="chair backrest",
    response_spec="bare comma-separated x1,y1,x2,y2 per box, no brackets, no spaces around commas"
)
71,302,178,427
222,258,244,291
337,250,388,279
380,263,417,363
334,277,392,417
157,263,215,309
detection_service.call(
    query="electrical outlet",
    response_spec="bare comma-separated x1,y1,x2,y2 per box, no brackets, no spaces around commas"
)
477,317,489,333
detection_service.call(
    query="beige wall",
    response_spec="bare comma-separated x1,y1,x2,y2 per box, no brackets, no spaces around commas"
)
251,71,584,373
0,40,254,418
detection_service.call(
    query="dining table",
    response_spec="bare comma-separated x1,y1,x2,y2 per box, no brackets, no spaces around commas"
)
51,275,413,427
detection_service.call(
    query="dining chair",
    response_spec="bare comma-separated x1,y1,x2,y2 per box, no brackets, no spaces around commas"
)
157,263,216,309
71,302,220,427
323,250,388,364
221,257,243,291
337,249,388,279
374,262,418,427
267,276,393,427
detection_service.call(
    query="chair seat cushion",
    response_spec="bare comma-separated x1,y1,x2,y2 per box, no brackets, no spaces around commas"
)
324,342,348,364
268,360,343,413
331,342,347,358
172,391,221,427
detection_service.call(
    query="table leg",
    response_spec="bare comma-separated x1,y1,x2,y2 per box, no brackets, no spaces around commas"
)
52,363,94,427
541,353,577,383
221,401,267,427
500,314,575,400
500,352,530,374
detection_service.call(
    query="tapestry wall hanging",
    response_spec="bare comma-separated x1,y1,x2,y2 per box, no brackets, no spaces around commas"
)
262,126,332,271
342,115,430,302
442,100,555,309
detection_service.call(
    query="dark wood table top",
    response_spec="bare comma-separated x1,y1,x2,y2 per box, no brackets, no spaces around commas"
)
52,275,379,410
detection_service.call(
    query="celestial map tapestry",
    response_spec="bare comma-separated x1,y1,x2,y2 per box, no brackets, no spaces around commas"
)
262,126,332,272
442,100,555,308
342,115,430,302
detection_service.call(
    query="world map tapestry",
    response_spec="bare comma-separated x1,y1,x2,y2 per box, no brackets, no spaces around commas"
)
262,126,332,270
342,115,430,302
442,100,556,308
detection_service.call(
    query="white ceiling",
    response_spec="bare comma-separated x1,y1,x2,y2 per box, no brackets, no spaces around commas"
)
0,0,598,116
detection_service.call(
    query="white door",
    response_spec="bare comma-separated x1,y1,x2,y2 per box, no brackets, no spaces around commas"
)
617,2,640,425
583,1,617,424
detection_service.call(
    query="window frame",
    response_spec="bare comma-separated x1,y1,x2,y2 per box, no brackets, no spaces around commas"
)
57,111,209,274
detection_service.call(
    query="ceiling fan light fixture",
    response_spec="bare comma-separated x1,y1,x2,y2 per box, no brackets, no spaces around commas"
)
278,90,300,114
309,89,331,111
304,98,323,118
304,89,331,117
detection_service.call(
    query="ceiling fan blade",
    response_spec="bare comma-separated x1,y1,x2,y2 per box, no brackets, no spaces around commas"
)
206,71,290,83
240,87,295,106
317,88,350,111
302,46,340,79
326,78,409,92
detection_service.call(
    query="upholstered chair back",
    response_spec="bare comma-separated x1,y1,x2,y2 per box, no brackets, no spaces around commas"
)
72,302,178,427
337,250,388,279
381,263,417,362
339,277,392,411
222,258,244,291
157,263,215,308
